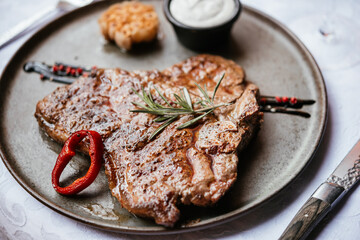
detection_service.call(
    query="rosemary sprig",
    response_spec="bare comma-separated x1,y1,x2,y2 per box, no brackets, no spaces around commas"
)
130,73,229,140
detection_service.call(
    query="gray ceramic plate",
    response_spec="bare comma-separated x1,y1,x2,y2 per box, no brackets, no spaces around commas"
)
0,0,327,234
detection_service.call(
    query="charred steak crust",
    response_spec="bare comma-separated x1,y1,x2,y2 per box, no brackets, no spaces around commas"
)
35,54,263,227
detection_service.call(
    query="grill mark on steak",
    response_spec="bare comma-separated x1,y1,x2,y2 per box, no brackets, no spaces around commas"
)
35,54,263,227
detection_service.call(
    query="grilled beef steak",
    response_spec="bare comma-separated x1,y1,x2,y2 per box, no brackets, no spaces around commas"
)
35,54,263,227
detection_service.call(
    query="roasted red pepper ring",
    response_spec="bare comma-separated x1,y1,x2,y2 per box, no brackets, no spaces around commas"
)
51,130,104,195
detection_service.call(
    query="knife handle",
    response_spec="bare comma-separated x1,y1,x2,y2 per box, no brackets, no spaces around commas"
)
279,197,330,240
279,183,344,240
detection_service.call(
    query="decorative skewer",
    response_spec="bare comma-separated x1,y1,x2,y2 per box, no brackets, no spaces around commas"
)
260,105,311,118
259,96,315,118
23,61,315,118
23,61,96,84
260,96,315,109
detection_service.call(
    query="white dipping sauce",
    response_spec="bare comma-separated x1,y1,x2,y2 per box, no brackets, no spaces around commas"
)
170,0,236,28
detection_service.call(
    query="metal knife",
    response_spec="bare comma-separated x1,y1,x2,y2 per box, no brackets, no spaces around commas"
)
279,139,360,240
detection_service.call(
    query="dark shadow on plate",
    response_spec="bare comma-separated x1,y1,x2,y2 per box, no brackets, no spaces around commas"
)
127,39,163,56
101,38,162,57
194,35,245,60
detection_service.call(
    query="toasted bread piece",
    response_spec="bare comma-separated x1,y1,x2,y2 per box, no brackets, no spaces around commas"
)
98,1,159,50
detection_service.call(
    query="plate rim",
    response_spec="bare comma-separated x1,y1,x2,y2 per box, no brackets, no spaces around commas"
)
0,0,327,235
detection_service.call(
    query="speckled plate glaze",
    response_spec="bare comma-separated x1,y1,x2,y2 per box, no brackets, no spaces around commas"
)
0,0,327,234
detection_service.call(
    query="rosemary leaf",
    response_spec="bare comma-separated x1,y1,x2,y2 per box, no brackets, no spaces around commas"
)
144,86,157,109
154,86,172,107
154,116,172,122
180,88,185,100
183,87,193,111
174,94,189,109
129,109,167,115
147,86,163,108
177,109,214,129
149,116,177,140
147,87,156,106
156,107,191,113
180,89,190,109
130,108,194,115
212,73,225,103
141,86,152,108
204,83,213,105
195,82,211,104
131,87,146,103
131,101,150,110
192,103,230,113
195,99,208,108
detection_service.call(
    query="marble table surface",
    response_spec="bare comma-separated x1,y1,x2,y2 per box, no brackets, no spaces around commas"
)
1,0,360,239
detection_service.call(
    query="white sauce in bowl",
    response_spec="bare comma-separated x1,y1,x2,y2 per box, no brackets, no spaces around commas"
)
170,0,236,28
